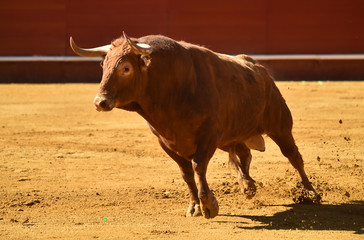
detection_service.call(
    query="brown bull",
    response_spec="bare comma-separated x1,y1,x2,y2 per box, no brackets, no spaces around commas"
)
70,32,320,218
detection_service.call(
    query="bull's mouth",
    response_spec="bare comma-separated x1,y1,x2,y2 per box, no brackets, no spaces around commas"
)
93,96,115,112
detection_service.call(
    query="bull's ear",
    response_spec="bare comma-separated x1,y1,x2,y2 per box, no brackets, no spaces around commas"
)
99,55,107,68
140,55,151,68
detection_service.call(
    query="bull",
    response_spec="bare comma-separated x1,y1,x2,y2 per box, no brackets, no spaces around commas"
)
70,32,320,218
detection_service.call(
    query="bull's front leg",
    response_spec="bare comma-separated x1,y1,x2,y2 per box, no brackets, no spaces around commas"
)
180,164,203,217
158,139,202,217
192,136,219,219
192,160,219,218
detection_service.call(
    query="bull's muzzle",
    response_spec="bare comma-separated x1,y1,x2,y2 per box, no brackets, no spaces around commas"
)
93,95,114,112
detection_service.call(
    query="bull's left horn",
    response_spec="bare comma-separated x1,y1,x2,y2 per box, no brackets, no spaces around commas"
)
70,37,111,57
123,31,152,56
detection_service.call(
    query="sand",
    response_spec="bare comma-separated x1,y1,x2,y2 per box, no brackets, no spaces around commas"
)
0,82,363,239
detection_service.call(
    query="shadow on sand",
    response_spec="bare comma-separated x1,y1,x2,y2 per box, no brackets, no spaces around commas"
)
220,201,364,234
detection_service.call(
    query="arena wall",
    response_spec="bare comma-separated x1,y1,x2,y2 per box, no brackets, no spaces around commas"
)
1,0,363,82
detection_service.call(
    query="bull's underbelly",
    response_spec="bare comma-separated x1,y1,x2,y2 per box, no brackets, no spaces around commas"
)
159,135,197,160
145,102,266,160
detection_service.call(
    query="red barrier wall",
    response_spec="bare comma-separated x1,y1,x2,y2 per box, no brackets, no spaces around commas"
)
1,0,363,56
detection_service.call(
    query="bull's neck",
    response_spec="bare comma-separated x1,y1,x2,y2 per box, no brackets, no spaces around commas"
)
135,83,188,135
136,96,169,130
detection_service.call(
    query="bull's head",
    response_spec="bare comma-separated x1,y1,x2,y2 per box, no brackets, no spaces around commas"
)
70,32,152,111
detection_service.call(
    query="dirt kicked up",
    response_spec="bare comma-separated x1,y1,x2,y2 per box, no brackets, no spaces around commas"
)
0,82,363,239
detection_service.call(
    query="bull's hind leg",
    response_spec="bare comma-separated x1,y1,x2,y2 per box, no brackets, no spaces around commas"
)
268,131,321,203
229,144,257,198
158,139,202,217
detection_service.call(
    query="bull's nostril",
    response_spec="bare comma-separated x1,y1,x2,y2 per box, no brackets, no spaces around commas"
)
99,100,108,109
94,96,114,111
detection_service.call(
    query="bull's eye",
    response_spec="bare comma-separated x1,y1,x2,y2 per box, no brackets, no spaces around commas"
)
117,62,132,76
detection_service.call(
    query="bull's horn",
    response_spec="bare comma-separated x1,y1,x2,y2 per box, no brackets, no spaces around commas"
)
123,31,152,56
70,37,111,57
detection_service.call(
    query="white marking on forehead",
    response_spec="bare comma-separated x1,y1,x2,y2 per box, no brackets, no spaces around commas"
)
136,43,151,48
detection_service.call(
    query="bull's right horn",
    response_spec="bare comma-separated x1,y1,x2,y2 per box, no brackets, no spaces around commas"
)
70,37,111,57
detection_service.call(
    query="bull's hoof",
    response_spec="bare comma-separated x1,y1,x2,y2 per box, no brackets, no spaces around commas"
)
239,179,257,199
307,190,322,204
186,202,202,217
292,184,322,204
243,184,257,199
199,192,219,219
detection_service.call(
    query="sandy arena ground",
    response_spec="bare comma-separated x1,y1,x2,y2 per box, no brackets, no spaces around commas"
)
0,82,363,239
